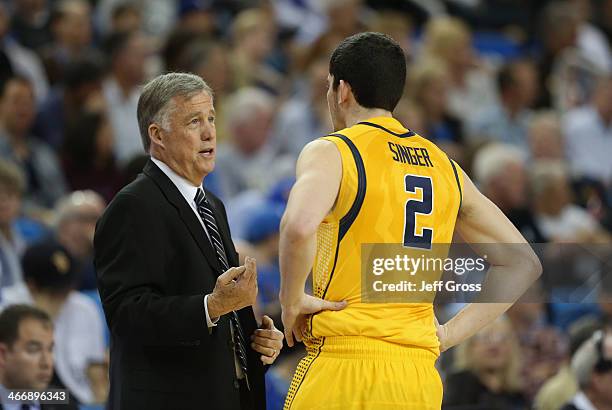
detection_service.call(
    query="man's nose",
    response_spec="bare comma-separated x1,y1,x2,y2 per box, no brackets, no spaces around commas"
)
41,350,54,369
201,123,213,140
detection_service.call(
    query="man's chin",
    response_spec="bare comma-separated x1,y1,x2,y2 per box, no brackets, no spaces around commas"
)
32,380,51,390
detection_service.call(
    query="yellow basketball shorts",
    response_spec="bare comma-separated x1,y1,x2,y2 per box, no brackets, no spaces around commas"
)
283,336,443,410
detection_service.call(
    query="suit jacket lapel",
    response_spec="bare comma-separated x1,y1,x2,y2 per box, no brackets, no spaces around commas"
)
143,159,223,276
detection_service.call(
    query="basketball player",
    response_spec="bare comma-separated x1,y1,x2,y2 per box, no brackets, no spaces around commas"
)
279,32,542,409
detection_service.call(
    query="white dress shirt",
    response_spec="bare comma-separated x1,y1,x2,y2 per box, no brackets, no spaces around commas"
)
150,157,218,328
151,157,246,380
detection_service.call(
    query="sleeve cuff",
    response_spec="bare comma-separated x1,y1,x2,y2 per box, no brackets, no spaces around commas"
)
204,294,219,328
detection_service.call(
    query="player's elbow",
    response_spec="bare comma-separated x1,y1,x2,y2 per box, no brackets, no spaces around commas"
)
523,249,543,280
280,213,317,243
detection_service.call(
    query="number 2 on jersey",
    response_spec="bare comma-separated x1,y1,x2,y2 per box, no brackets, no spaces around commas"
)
403,174,433,249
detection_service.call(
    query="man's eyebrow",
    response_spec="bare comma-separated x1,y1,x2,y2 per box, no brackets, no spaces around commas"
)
183,111,201,120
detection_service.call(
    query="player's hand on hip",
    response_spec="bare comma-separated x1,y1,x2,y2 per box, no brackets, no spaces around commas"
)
251,315,284,365
435,316,450,352
281,294,347,347
207,256,258,318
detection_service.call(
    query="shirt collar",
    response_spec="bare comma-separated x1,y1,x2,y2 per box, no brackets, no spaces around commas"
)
358,116,411,134
150,157,204,205
573,391,598,410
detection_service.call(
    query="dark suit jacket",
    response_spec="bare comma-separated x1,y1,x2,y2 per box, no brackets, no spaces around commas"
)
94,160,266,410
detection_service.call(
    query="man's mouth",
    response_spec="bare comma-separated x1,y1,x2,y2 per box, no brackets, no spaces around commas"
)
199,148,214,157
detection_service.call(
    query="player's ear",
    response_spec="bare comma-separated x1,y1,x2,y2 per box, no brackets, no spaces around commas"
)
338,80,352,105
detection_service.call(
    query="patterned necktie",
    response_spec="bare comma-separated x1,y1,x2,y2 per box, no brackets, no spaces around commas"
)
194,188,249,387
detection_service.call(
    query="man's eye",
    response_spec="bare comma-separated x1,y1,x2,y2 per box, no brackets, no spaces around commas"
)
208,116,215,123
190,118,200,125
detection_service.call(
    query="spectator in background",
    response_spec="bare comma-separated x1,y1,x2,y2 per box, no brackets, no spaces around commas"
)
407,60,465,162
40,0,95,86
528,111,565,160
507,300,565,401
535,3,580,108
0,161,26,289
34,56,105,149
174,40,232,142
0,239,107,405
243,203,284,321
473,143,547,242
563,76,612,186
535,317,602,410
296,0,365,69
570,0,612,74
0,76,67,212
0,304,77,409
444,317,528,409
177,0,218,36
530,160,610,243
0,3,48,104
61,110,124,202
102,30,148,165
421,16,497,120
272,52,332,158
216,87,294,199
467,60,539,152
561,329,612,410
54,190,106,291
229,8,282,93
367,10,413,59
109,1,143,33
9,0,51,51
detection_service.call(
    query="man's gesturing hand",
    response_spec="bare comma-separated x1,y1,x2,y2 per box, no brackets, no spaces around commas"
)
207,257,258,319
251,315,284,365
281,294,347,347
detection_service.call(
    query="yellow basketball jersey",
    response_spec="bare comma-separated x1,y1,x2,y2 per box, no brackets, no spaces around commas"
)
308,116,463,354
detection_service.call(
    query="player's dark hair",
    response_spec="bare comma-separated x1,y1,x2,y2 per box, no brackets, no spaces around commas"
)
329,32,406,112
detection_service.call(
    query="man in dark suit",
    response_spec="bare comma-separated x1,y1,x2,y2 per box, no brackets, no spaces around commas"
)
94,72,283,410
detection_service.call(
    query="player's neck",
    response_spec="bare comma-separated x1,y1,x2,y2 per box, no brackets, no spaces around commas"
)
344,107,393,128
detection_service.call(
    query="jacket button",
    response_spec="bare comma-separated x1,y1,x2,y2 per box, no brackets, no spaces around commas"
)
234,380,240,389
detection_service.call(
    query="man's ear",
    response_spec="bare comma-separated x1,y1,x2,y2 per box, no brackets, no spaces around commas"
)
148,124,165,149
0,343,9,367
338,80,352,105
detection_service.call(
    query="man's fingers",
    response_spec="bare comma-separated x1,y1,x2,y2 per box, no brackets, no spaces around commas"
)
251,342,276,357
320,299,348,311
261,354,276,365
219,265,246,284
294,327,303,343
243,256,257,279
285,327,294,347
261,315,274,330
253,328,283,340
251,334,282,347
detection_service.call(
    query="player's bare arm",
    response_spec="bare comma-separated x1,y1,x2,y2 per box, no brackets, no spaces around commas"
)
436,169,542,352
279,139,348,347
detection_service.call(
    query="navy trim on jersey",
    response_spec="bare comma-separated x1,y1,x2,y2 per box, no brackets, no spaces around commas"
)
357,121,416,138
320,133,366,299
448,155,462,209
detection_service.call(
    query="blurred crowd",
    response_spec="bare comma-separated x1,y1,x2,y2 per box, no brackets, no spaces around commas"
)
0,0,611,409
